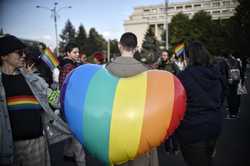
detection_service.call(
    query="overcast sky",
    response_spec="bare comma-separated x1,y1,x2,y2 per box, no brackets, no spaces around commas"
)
0,0,189,48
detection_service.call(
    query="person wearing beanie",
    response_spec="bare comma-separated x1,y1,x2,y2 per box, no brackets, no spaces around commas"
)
0,35,26,58
0,34,71,166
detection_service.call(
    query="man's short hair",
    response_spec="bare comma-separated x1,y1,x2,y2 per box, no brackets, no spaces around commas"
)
119,32,137,50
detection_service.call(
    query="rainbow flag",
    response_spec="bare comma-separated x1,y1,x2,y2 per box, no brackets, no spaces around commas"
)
174,43,185,56
41,47,59,71
61,64,186,165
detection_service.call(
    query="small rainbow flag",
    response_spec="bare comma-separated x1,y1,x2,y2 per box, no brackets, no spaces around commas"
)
41,47,59,71
174,43,185,56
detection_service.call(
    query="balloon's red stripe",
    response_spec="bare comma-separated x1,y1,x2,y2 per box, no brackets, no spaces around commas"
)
165,76,187,137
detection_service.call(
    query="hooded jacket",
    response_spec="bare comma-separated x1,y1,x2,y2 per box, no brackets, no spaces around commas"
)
106,56,148,77
176,65,225,144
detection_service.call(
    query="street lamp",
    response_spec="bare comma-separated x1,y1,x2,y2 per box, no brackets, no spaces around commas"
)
103,32,111,62
107,39,111,62
36,2,71,56
165,0,169,50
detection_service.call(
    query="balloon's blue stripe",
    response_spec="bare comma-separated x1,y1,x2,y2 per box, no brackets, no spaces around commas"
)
64,64,101,145
84,67,119,163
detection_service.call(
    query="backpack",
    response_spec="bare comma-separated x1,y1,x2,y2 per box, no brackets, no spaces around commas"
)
226,58,240,84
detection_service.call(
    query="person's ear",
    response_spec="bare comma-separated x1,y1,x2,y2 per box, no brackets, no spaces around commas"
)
67,51,71,56
118,43,122,50
118,43,124,53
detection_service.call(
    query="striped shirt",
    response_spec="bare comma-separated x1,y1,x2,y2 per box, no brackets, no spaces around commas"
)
2,73,43,140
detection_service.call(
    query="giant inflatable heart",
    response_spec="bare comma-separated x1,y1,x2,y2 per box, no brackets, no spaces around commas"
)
61,64,186,165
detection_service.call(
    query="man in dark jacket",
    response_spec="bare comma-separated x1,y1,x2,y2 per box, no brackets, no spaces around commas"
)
157,50,180,75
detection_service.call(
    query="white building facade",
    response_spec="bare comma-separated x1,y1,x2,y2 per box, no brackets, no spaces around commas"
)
124,0,238,49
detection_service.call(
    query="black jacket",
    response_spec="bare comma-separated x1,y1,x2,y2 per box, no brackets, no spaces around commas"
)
176,65,225,144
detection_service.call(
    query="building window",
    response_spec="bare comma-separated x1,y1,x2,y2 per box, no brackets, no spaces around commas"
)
185,5,192,9
212,10,221,14
223,1,230,7
222,9,230,13
212,2,220,7
176,6,183,10
144,9,150,12
168,7,174,10
194,4,201,8
152,9,157,13
204,2,210,7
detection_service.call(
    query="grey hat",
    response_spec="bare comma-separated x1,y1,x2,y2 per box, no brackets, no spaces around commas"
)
0,34,26,56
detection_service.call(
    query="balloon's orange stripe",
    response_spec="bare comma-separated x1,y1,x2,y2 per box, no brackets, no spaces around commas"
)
137,70,175,156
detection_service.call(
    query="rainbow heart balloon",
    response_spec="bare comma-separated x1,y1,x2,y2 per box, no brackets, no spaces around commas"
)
61,64,186,165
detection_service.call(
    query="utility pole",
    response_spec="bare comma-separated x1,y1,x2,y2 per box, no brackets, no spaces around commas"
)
107,39,111,62
36,2,71,56
165,0,169,50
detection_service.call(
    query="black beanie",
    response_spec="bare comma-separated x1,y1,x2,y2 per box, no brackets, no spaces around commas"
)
0,34,26,56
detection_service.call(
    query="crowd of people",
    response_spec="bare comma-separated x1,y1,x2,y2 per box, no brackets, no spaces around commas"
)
0,32,247,166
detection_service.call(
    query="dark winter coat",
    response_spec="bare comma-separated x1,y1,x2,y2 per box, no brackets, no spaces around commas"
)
176,65,225,144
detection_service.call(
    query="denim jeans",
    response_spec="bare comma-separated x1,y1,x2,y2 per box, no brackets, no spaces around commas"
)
180,138,217,166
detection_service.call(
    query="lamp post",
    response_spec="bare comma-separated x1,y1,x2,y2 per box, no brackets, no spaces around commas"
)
103,32,111,62
36,2,71,56
107,39,111,62
165,0,169,50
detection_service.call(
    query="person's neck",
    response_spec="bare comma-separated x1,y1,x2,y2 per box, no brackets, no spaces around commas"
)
2,64,18,75
121,51,134,58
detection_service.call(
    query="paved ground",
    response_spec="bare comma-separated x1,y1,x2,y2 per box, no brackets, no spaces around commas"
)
55,67,250,166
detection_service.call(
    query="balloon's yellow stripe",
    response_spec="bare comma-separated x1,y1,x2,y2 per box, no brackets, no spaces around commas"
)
109,73,147,164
